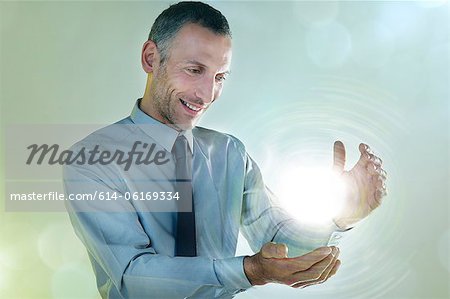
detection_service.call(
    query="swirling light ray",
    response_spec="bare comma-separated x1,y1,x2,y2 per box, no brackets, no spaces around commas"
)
226,75,409,298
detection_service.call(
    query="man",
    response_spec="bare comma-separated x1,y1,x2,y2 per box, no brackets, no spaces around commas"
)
63,2,387,298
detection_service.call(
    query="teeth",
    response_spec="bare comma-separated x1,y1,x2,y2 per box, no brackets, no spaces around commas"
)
181,99,201,111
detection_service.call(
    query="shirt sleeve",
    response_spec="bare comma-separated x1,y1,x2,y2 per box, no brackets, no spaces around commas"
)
63,162,251,298
240,153,348,258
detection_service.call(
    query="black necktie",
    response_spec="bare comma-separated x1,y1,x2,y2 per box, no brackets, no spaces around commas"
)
172,135,196,257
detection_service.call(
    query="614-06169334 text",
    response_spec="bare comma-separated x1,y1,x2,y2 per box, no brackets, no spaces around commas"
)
9,191,181,201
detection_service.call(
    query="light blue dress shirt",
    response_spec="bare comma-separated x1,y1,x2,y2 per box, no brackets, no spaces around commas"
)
63,99,344,299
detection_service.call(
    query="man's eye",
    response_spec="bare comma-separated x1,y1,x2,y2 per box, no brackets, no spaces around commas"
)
215,75,227,83
187,68,201,74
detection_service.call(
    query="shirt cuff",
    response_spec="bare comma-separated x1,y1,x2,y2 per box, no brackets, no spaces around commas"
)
213,256,252,292
327,221,352,246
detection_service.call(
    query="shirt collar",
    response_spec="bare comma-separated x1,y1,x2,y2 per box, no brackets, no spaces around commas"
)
130,99,194,154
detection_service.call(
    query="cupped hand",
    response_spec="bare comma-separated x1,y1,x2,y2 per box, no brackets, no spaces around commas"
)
244,242,340,288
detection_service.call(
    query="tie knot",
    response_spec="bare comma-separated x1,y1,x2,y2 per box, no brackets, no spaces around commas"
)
172,135,190,160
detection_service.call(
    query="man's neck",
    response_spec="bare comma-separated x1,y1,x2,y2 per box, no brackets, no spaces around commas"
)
140,74,158,119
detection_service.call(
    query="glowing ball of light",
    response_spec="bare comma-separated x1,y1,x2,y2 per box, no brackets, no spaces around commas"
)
276,166,347,226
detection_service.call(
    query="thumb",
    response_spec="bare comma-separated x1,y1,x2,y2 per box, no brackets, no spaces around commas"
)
261,242,288,259
333,140,346,173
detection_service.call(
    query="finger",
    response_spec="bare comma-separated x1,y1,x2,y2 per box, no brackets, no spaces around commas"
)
365,154,382,168
358,154,382,177
333,141,346,173
373,176,385,189
368,194,382,210
294,258,340,289
312,247,339,282
294,247,334,272
359,143,370,155
373,173,387,196
356,143,372,168
277,243,289,258
371,155,382,166
290,247,339,288
361,143,382,166
261,242,289,259
324,259,341,281
286,246,333,272
358,143,382,162
269,248,334,287
375,188,387,200
366,164,387,179
368,167,387,200
293,247,338,280
368,180,387,209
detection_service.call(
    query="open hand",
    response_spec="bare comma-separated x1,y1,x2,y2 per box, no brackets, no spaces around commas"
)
332,141,387,229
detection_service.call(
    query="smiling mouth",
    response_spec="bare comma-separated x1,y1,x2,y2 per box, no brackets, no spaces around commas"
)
180,99,203,112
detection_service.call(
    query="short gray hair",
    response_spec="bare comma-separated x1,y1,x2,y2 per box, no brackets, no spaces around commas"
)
148,1,232,64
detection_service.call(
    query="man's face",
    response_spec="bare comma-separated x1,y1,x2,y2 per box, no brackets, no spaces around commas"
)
150,23,232,130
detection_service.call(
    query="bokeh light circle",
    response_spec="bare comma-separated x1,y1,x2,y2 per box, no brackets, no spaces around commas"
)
51,263,98,299
37,223,86,270
351,21,396,69
293,2,339,27
305,22,352,68
437,228,450,273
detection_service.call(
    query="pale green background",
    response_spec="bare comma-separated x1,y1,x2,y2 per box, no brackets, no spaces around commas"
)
0,1,449,298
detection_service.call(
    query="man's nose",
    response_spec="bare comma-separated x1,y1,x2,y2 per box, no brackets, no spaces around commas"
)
195,76,216,104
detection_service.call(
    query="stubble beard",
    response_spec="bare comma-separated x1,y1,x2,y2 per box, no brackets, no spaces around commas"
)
151,66,187,131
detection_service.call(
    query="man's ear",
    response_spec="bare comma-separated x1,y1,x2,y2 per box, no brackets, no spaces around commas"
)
141,40,160,74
